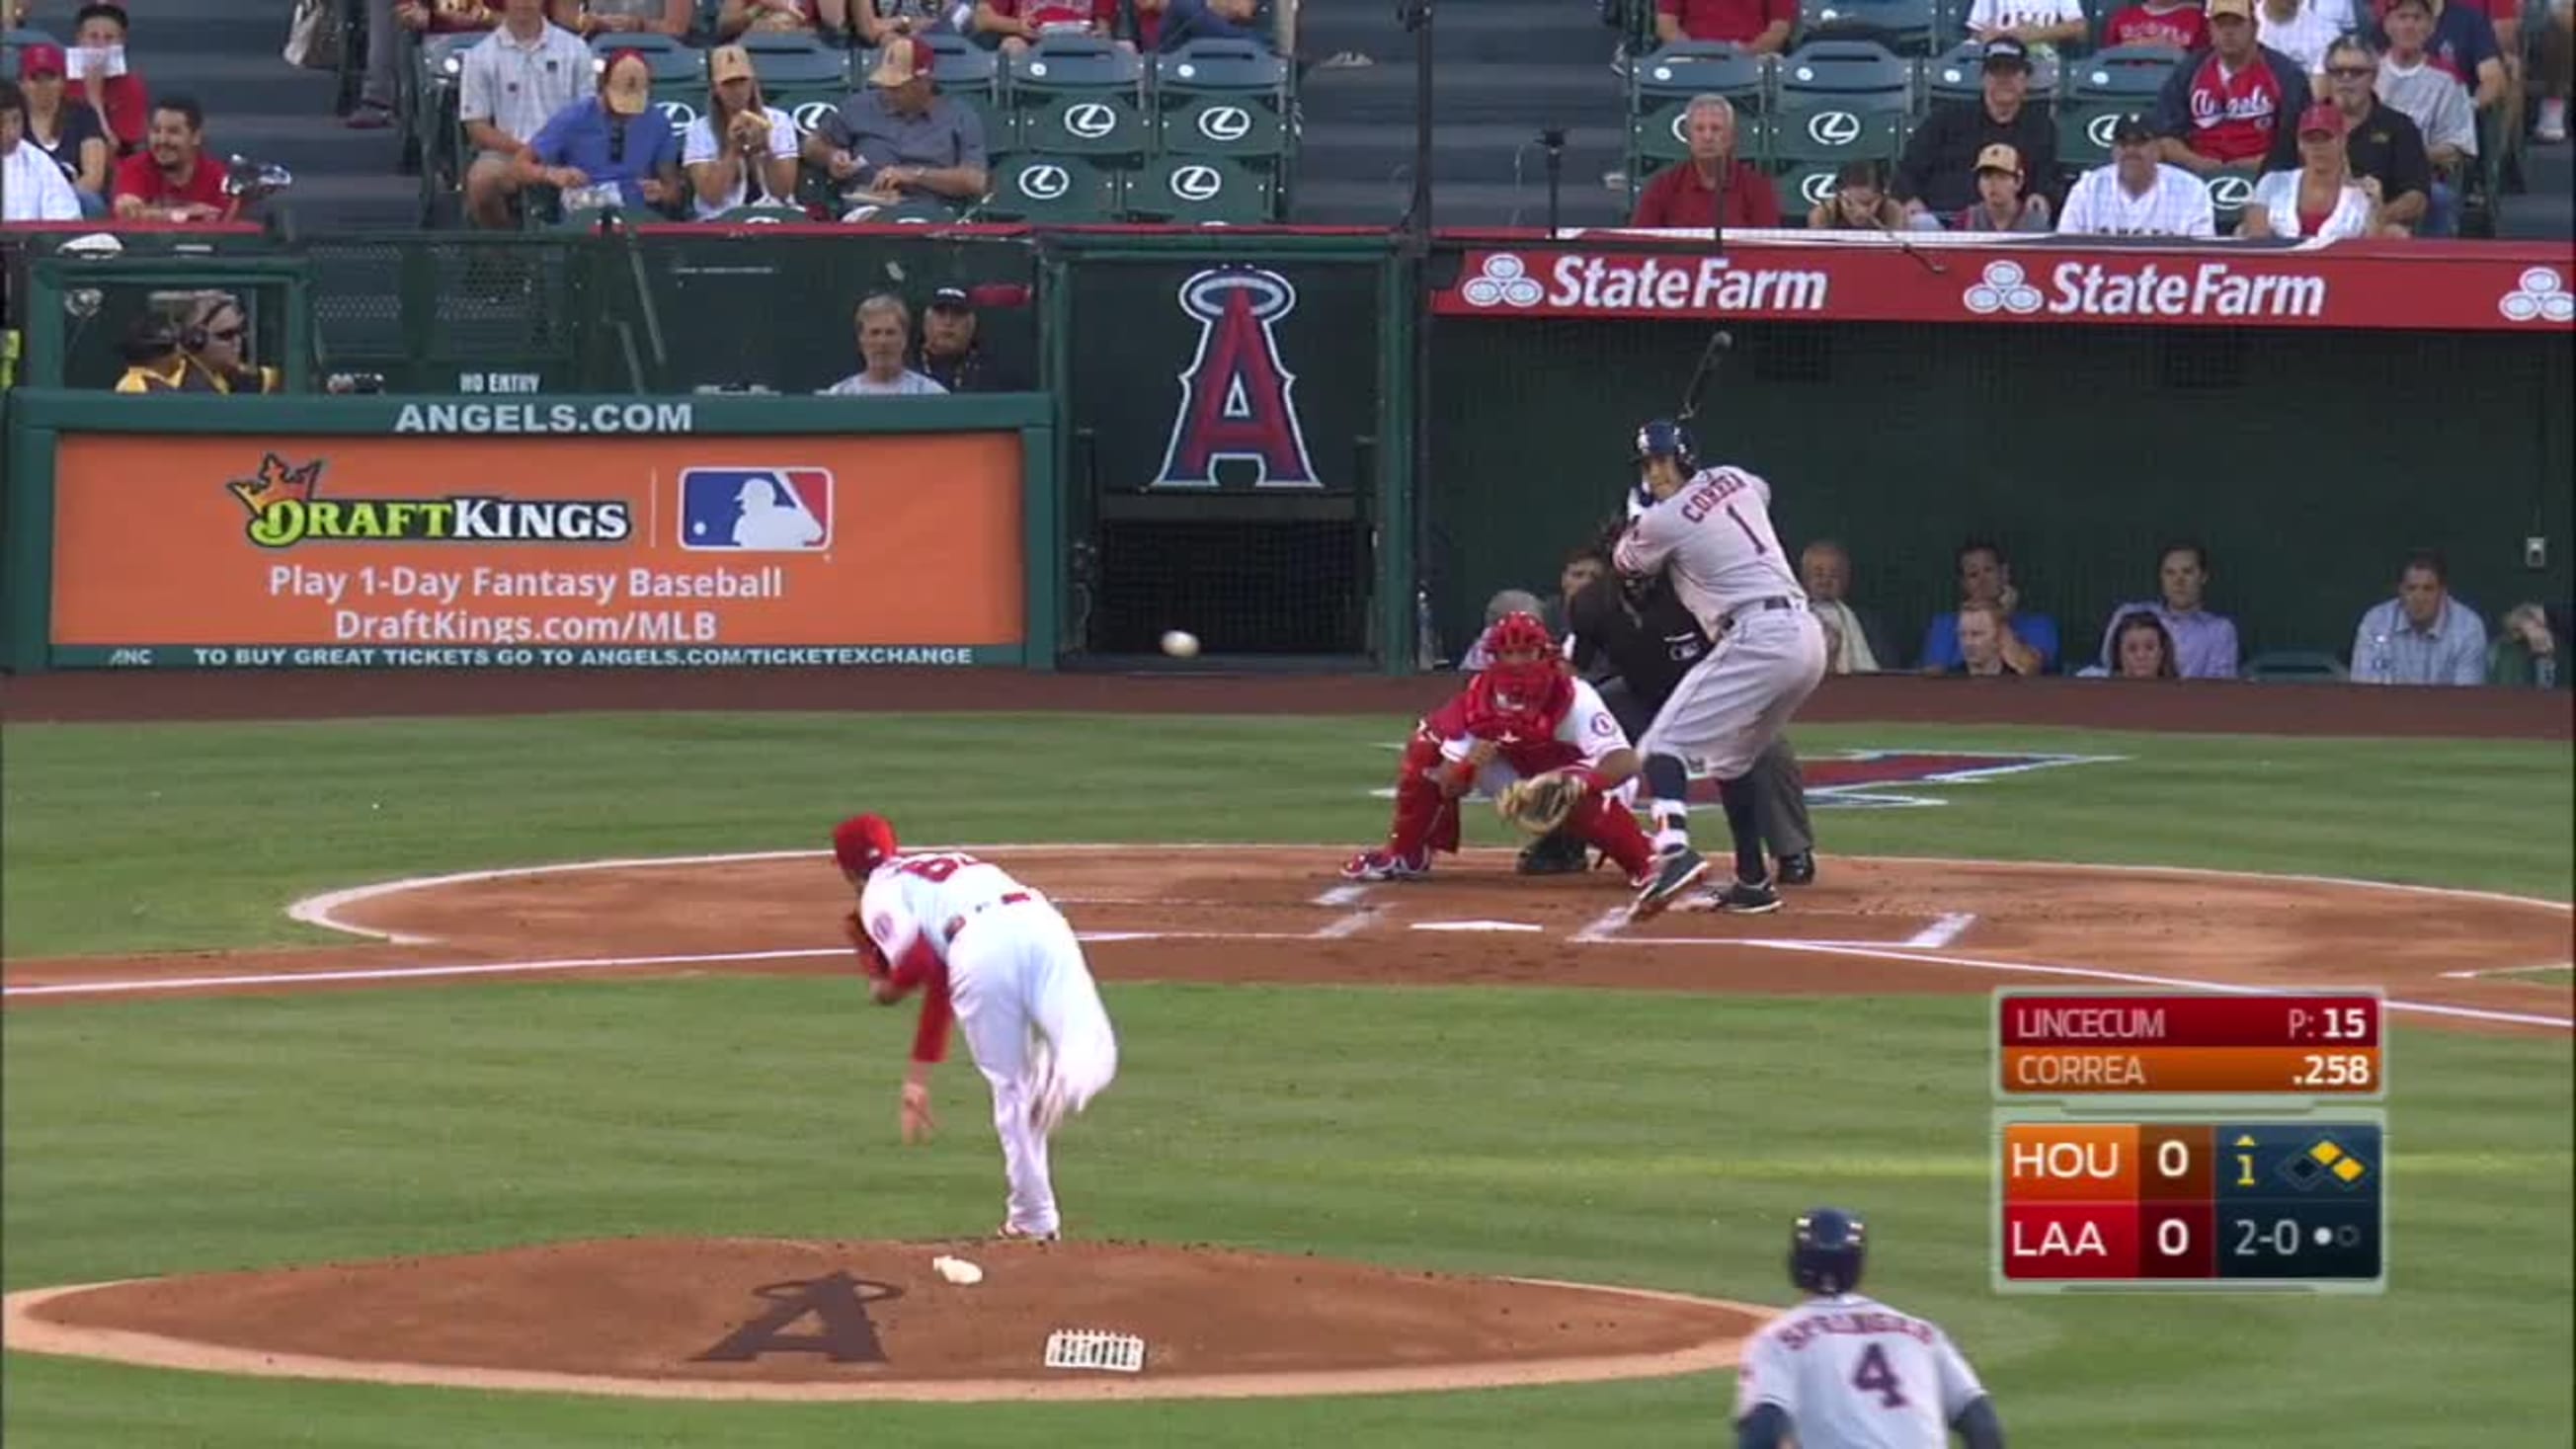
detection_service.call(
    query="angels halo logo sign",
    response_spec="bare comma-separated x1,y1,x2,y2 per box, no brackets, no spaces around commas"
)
1150,267,1323,490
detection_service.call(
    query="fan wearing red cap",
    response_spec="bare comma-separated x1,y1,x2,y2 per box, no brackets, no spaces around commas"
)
13,42,112,214
833,816,1120,1243
797,37,991,213
2240,101,2383,239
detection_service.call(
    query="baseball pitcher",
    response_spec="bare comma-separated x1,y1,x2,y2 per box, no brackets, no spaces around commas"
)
1525,421,1817,887
1614,429,1828,920
837,814,1119,1242
1342,610,1660,887
1733,1208,2007,1449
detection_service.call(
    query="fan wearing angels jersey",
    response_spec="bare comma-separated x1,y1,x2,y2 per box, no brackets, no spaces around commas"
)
1614,430,1828,920
1734,1208,2007,1449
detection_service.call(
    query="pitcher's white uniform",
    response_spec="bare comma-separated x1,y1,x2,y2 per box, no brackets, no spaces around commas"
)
1613,464,1827,780
860,851,1118,1239
1733,1293,1990,1448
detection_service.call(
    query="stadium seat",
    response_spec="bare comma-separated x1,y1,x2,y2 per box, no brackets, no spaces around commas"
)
1627,42,1770,187
1931,0,1974,47
1154,39,1293,164
712,203,821,222
980,152,1123,220
1009,36,1149,166
2054,44,2178,169
2244,650,2347,682
1923,39,2060,108
1800,0,1939,55
1124,154,1278,223
413,31,485,228
2,25,60,79
1767,40,1910,217
2203,163,2258,234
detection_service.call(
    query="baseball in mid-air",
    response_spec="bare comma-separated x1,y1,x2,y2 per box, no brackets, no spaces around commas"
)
1161,629,1201,659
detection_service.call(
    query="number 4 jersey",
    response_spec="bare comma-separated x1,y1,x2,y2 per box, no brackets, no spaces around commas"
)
1614,464,1806,643
1732,1294,1988,1448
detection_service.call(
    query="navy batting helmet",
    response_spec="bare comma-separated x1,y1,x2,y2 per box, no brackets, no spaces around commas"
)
1633,419,1698,471
1789,1207,1867,1295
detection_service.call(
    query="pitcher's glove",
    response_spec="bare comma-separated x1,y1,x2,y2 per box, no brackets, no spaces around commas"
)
1496,769,1591,838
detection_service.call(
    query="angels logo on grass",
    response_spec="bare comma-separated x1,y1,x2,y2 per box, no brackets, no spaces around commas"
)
1363,749,2122,807
1150,267,1322,490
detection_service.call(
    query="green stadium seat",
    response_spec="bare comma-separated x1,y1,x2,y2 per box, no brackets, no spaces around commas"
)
2054,44,2178,169
2,25,60,78
1022,92,1150,159
981,152,1122,220
1154,40,1293,164
414,32,484,227
1923,39,2060,107
2244,650,2347,683
1777,36,1912,96
2203,164,2258,234
740,30,849,89
1801,0,1938,55
1006,34,1146,171
1628,42,1770,184
1768,40,1909,221
591,31,704,84
1124,154,1278,223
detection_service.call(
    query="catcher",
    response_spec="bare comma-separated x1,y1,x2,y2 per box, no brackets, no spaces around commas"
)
1342,610,1659,885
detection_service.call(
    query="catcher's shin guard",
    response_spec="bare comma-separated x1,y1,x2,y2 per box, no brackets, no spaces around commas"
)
1565,790,1654,880
1386,741,1464,858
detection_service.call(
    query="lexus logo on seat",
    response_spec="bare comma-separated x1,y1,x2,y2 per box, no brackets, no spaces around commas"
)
793,101,836,136
2207,173,2255,207
1197,105,1254,142
657,100,697,128
1808,111,1862,146
1063,102,1120,139
2085,112,2122,148
1169,165,1225,201
1018,164,1072,201
1801,172,1836,205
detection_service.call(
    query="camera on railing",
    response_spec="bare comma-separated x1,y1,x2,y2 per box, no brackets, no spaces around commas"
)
325,371,386,395
222,154,295,206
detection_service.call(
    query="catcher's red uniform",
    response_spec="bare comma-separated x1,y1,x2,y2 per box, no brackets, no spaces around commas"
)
1357,615,1654,878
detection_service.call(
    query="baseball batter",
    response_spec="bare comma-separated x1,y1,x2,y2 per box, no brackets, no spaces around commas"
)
836,814,1118,1242
1615,436,1828,920
1733,1208,2006,1449
1342,610,1658,886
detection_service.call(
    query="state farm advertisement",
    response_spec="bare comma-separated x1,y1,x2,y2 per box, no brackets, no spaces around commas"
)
1433,240,2575,332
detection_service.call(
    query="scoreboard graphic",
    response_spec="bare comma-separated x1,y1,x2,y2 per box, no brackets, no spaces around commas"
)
1990,990,2389,1295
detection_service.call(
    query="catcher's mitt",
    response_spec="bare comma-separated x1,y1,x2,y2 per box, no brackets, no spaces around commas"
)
1496,770,1588,838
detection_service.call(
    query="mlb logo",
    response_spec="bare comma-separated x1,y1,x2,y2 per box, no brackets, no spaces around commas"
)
680,467,834,552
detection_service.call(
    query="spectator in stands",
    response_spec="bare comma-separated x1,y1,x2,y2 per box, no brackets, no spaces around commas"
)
518,47,682,215
684,44,799,218
1126,0,1170,49
110,96,236,222
857,2,958,45
2256,0,2343,86
1953,142,2053,228
1969,0,2087,60
2058,112,2219,231
2325,36,2434,233
804,38,991,215
2540,0,2570,142
2,78,83,220
110,311,190,391
1894,38,2058,228
1921,538,2057,674
351,0,501,131
2488,604,2565,687
1807,159,1908,229
2101,0,2210,53
2376,0,2477,233
2350,548,2486,685
173,291,282,393
68,3,146,157
2093,541,2239,678
1654,0,1795,53
1944,602,2028,677
551,0,693,38
824,293,950,395
718,0,853,40
2240,101,2383,235
1630,94,1780,227
1543,547,1610,640
459,0,591,229
2366,0,2505,108
913,286,1022,390
16,44,111,217
975,0,1116,54
2099,610,2181,679
2155,0,2308,177
1802,539,1897,673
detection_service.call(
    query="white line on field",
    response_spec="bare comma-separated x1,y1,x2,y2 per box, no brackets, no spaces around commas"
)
1314,911,1380,939
1571,906,1632,943
2439,961,2573,981
1312,883,1374,909
1903,913,1977,948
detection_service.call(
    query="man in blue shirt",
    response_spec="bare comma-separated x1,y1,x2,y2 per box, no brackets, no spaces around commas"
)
1919,537,2058,675
2350,547,2489,685
518,46,681,214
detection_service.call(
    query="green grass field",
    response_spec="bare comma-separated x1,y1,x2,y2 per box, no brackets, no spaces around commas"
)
4,713,2570,1447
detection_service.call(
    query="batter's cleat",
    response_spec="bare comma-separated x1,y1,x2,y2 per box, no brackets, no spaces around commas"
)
1515,831,1591,875
1340,848,1429,882
1629,847,1711,922
1703,878,1784,915
1776,852,1816,887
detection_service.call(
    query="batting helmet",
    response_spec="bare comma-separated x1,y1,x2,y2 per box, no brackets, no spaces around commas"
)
1632,419,1698,472
1789,1207,1868,1295
832,814,900,875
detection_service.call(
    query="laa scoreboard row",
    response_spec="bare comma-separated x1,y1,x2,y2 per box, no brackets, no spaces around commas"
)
1990,990,2388,1295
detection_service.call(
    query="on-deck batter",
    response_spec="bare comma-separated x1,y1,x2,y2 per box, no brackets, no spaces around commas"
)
835,814,1119,1241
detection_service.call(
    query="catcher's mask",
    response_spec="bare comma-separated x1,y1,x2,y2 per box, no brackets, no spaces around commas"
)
1789,1207,1867,1295
833,813,900,875
1481,610,1562,711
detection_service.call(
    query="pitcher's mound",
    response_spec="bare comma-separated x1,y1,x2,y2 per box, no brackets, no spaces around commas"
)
3,1238,1772,1402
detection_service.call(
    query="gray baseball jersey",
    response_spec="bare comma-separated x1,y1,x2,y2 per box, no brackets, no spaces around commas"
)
1733,1293,1988,1448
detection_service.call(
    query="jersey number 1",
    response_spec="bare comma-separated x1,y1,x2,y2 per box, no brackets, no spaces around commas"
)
1853,1343,1908,1409
1724,504,1766,556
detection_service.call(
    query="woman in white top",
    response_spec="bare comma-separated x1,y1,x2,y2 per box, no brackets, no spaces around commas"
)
2,80,85,222
683,44,801,220
2240,102,2380,240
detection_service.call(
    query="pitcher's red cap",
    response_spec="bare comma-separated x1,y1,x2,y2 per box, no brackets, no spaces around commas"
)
833,814,900,873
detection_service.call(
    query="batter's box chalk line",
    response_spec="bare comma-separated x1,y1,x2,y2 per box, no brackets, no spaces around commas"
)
1044,1329,1148,1374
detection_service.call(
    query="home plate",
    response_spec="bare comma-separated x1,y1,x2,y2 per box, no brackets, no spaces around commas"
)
1409,920,1546,932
